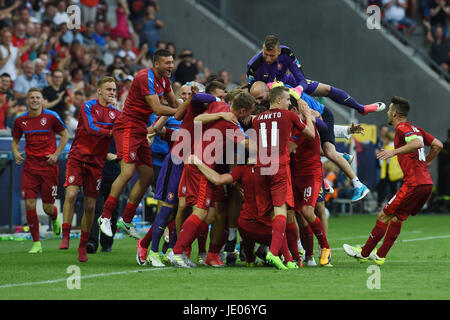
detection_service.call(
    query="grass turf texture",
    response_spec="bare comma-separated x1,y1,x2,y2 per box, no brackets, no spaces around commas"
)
1,214,449,300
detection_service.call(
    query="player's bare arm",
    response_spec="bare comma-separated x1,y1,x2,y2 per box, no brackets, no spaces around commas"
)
188,155,234,186
425,138,443,164
144,94,177,116
194,112,239,125
11,137,24,165
47,128,69,165
297,100,315,139
376,136,423,160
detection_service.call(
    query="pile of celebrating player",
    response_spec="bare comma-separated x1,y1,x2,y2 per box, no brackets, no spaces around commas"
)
13,35,443,269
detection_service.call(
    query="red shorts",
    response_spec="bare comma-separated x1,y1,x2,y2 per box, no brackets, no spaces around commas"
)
383,184,432,221
64,157,103,198
254,164,294,216
178,164,214,210
21,166,59,203
292,174,323,213
238,216,272,246
113,123,152,167
212,185,227,204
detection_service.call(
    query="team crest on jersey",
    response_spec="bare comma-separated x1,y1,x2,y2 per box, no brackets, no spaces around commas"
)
205,198,211,207
21,190,26,198
40,118,47,126
130,152,136,160
181,186,186,194
68,176,75,183
277,63,283,70
167,192,175,201
109,111,116,119
22,121,27,126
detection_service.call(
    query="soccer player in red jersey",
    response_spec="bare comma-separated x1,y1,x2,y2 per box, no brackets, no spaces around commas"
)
289,101,332,267
188,156,299,269
344,96,443,265
12,88,69,253
251,86,315,270
99,49,180,239
58,77,121,262
167,92,255,268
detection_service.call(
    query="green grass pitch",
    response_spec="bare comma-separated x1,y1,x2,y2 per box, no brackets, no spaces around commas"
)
1,214,449,300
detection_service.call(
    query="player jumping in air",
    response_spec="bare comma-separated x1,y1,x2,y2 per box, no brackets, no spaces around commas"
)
247,35,385,116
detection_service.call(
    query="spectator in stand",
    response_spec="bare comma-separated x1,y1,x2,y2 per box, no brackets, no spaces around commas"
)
0,72,14,102
70,68,85,92
118,75,133,109
139,3,164,55
428,0,450,39
174,49,198,85
65,90,85,138
118,38,137,60
80,0,99,25
107,55,123,75
219,69,238,90
33,58,49,90
13,61,38,102
0,1,21,22
0,91,8,132
12,22,32,65
382,0,417,37
54,0,69,26
92,20,107,51
41,2,57,25
111,0,132,40
43,69,69,121
128,0,153,33
82,21,96,49
0,30,20,81
60,22,75,45
424,21,450,72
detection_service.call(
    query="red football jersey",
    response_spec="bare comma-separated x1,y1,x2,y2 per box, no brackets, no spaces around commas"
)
230,165,272,227
290,125,322,176
117,67,172,131
69,99,121,168
252,108,306,167
193,117,246,168
394,121,434,186
12,109,66,170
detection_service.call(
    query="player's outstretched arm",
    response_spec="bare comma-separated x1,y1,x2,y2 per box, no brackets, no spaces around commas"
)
188,155,234,186
194,112,239,125
47,128,69,165
425,138,443,164
145,94,177,116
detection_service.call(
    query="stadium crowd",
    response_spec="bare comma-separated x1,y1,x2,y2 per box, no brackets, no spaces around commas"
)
0,0,243,138
359,0,450,75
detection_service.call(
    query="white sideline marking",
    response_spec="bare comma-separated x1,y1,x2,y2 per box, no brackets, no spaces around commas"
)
0,267,172,289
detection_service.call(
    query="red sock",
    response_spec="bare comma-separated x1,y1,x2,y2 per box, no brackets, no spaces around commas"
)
101,196,117,219
26,209,40,242
310,217,330,249
361,220,388,257
50,206,57,220
269,215,287,256
196,221,208,253
79,231,90,248
377,220,402,258
173,214,202,254
62,222,71,239
286,222,300,261
281,234,293,262
168,221,175,242
122,202,138,223
140,225,154,248
299,225,314,256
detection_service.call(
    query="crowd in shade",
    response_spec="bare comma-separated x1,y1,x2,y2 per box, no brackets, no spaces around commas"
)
0,0,243,137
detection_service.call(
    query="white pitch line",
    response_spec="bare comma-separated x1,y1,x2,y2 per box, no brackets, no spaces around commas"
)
401,235,450,242
0,266,172,289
